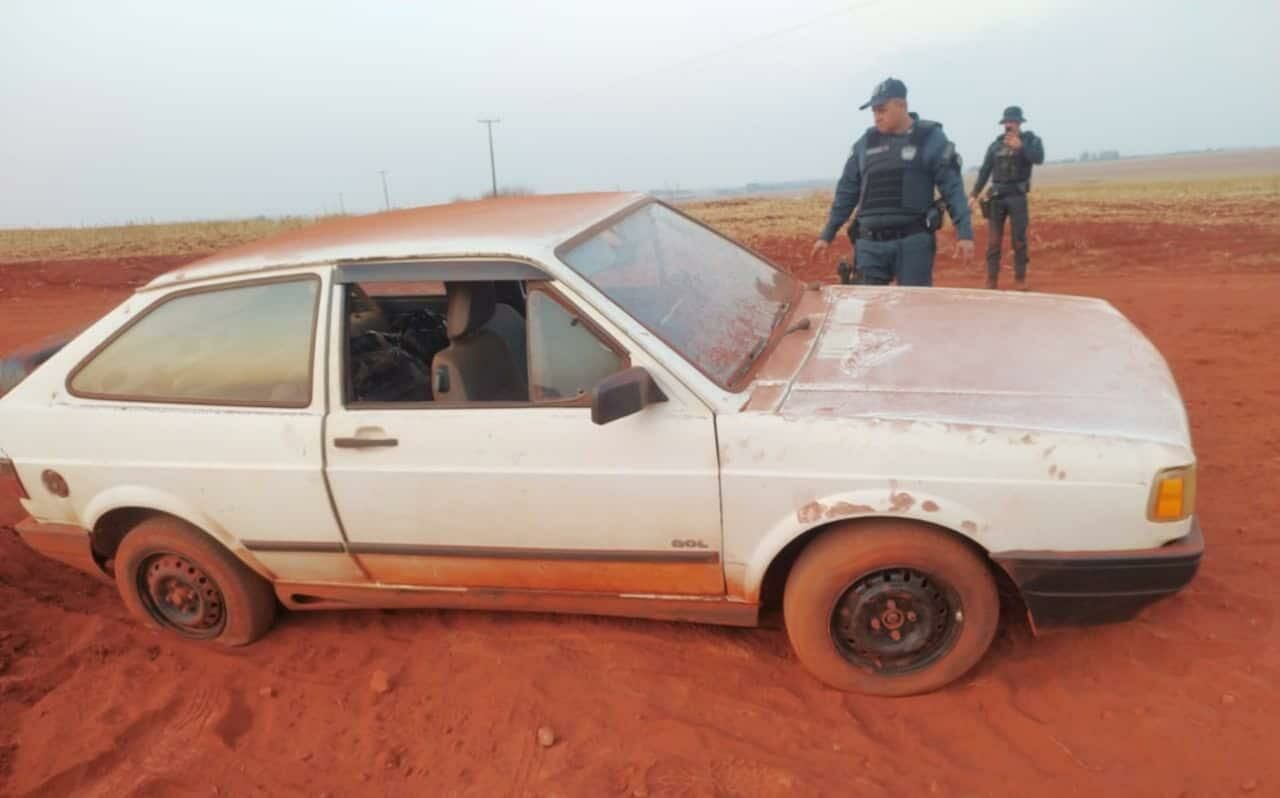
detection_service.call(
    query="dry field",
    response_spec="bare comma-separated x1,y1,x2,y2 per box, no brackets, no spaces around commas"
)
0,217,321,263
2,153,1280,797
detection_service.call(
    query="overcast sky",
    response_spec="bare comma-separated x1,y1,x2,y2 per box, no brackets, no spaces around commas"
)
2,0,1278,228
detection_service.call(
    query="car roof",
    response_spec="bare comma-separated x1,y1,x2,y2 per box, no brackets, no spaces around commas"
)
146,191,648,290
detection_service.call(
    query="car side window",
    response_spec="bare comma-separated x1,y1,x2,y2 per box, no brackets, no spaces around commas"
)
526,290,624,402
345,281,447,403
341,276,623,406
69,278,319,406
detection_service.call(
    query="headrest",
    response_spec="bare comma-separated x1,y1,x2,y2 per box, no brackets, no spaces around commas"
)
446,282,497,339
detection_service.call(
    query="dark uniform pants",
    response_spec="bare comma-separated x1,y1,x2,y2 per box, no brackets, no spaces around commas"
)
854,232,936,287
986,193,1030,280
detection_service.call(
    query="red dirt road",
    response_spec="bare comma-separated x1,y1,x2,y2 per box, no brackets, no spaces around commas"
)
1,219,1278,797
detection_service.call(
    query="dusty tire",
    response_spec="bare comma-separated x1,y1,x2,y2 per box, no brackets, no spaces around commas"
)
783,521,998,696
114,516,277,646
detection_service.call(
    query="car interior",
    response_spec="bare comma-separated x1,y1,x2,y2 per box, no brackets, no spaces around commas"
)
346,278,622,405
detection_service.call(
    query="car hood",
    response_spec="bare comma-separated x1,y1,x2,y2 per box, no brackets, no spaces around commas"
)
762,286,1191,447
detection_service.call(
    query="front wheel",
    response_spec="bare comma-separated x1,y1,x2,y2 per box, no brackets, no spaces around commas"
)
115,516,278,646
783,521,998,696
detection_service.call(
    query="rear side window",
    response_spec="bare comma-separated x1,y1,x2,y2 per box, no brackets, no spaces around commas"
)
69,278,320,407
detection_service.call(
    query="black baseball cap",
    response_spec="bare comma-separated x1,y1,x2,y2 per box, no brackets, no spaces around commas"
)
859,77,907,110
1001,105,1027,123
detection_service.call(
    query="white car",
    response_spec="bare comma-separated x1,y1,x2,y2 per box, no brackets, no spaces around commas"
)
0,193,1202,695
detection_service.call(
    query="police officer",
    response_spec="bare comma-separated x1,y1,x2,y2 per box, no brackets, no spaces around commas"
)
970,105,1045,290
810,77,974,285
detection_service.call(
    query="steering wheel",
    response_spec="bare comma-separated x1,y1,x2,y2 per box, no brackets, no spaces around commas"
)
391,308,439,335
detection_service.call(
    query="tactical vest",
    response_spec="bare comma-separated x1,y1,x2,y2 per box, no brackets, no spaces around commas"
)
857,122,937,220
992,135,1033,187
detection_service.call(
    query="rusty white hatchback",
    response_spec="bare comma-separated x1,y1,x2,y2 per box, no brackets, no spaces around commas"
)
0,193,1202,695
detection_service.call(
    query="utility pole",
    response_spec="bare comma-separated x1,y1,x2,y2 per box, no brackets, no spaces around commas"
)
338,192,346,215
378,170,391,210
478,118,501,197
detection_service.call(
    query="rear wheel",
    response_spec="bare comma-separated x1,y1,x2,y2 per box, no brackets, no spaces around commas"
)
783,521,998,696
115,516,277,646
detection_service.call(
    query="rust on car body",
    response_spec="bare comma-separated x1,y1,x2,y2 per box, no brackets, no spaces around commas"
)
274,581,759,627
351,552,726,596
14,519,112,583
722,566,749,601
796,501,825,524
888,491,916,512
827,502,875,518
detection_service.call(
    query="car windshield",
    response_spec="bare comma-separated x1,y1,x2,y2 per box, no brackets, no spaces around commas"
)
558,203,797,389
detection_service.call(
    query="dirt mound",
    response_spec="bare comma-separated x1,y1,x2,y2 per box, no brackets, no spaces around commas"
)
2,241,1279,795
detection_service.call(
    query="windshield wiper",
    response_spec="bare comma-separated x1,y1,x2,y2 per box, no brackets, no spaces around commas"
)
769,301,791,332
729,336,770,386
728,301,793,385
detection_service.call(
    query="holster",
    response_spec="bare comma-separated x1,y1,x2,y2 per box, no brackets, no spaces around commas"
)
979,196,993,219
846,217,862,245
837,258,857,285
924,198,946,232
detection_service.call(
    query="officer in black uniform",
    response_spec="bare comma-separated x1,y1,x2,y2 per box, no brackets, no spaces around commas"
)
970,105,1045,289
810,77,974,285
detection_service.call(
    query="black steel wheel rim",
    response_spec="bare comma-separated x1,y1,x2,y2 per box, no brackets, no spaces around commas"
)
831,567,963,675
137,552,226,639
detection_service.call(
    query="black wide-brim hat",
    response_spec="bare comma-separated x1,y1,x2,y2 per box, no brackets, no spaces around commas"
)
1001,105,1027,123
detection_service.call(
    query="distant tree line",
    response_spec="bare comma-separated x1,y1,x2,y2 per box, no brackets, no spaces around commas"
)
1041,150,1123,166
1078,150,1121,162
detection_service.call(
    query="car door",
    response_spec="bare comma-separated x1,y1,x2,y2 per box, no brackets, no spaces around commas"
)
323,267,724,596
37,271,363,584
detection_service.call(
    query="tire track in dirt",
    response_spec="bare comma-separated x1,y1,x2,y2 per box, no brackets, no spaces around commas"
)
18,693,187,797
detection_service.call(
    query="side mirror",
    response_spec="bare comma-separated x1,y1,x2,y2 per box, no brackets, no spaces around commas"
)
591,367,667,426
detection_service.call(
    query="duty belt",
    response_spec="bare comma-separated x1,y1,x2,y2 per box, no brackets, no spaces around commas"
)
858,220,929,241
992,181,1029,196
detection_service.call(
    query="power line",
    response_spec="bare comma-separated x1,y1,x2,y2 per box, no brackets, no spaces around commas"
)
478,118,501,197
377,170,391,210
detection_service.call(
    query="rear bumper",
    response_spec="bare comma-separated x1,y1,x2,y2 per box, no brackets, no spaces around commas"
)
14,517,110,582
992,519,1204,629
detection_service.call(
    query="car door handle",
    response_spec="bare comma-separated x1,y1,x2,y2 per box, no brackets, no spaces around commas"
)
333,436,398,449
